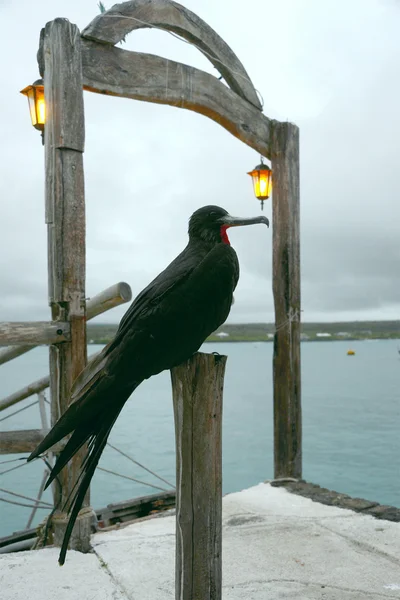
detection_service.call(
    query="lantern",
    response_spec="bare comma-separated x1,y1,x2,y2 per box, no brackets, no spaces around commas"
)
20,79,45,131
247,158,272,210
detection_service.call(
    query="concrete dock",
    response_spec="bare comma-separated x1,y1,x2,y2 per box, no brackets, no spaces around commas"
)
1,483,399,599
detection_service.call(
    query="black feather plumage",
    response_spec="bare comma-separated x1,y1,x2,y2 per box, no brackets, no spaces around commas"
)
27,205,268,564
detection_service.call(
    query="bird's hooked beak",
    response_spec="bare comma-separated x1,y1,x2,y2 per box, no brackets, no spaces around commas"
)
219,214,269,228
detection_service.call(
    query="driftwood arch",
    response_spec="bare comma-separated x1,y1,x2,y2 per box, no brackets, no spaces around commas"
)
82,0,262,109
34,0,300,592
38,1,274,157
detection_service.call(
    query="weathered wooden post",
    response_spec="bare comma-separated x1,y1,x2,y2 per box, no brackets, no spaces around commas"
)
42,18,92,550
271,122,301,479
171,352,227,600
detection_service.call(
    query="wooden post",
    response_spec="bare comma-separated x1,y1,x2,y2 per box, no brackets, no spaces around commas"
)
41,18,91,550
171,352,226,600
271,121,302,479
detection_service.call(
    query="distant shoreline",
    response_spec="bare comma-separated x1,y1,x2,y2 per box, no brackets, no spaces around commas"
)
87,337,400,344
86,320,400,345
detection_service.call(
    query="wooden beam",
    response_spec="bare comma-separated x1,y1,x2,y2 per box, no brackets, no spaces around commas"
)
0,322,70,345
0,349,101,413
82,0,262,110
271,121,302,479
42,18,91,550
0,429,65,454
171,352,226,600
97,490,176,527
0,376,49,413
86,281,132,320
0,281,132,366
0,345,36,366
81,40,272,159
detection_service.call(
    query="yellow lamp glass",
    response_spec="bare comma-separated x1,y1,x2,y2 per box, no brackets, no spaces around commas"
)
20,79,45,131
247,163,272,201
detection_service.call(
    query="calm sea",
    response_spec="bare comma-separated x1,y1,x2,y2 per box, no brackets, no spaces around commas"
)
0,340,399,538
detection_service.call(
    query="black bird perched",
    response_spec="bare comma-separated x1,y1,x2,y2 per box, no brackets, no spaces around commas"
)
28,205,269,564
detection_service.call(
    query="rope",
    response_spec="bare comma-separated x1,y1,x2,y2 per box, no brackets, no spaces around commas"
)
96,13,265,109
97,466,172,492
107,442,174,488
0,460,29,476
0,497,50,510
0,399,39,423
0,457,25,466
273,308,301,334
0,487,52,508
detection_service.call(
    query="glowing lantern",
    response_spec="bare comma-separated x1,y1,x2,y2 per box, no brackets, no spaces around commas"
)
247,158,272,210
20,79,45,132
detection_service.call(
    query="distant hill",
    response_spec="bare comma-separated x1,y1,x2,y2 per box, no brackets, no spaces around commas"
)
86,320,400,344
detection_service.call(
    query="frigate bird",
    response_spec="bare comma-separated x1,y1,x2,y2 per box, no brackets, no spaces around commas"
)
28,205,269,564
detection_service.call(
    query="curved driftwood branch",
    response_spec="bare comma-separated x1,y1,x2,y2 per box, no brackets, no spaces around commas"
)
82,0,262,110
81,40,272,158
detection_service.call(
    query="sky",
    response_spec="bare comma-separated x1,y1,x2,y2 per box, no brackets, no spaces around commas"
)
0,0,399,324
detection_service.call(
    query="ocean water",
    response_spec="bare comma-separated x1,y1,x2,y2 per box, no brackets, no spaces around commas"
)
0,340,399,538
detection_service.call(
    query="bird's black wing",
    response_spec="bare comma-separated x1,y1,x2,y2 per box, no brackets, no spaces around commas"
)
106,241,239,378
28,241,237,565
113,242,206,341
29,242,205,461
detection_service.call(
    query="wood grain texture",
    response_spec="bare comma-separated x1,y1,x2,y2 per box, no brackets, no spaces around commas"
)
0,322,70,345
85,281,132,320
42,18,91,546
52,507,94,553
81,39,272,158
171,352,226,600
82,0,262,110
0,282,132,366
46,150,86,300
271,121,302,479
0,430,65,454
96,490,175,527
42,19,84,152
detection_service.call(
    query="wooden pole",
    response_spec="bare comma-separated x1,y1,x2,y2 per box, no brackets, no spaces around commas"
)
41,18,91,550
0,376,50,413
271,121,302,479
171,352,226,600
0,321,70,345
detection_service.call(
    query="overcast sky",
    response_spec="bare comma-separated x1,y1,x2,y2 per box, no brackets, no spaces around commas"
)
0,0,399,324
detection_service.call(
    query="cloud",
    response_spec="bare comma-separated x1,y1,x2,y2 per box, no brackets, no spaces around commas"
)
0,0,399,325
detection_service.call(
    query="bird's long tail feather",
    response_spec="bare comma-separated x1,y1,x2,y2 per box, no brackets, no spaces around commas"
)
56,407,123,565
25,341,143,564
28,394,126,565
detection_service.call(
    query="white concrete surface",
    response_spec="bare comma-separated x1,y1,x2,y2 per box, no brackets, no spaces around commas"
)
1,483,400,600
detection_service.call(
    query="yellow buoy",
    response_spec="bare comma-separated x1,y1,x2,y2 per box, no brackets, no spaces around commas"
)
347,349,355,356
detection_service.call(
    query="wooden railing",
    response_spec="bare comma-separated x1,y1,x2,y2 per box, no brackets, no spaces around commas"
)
0,282,131,365
0,282,132,454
